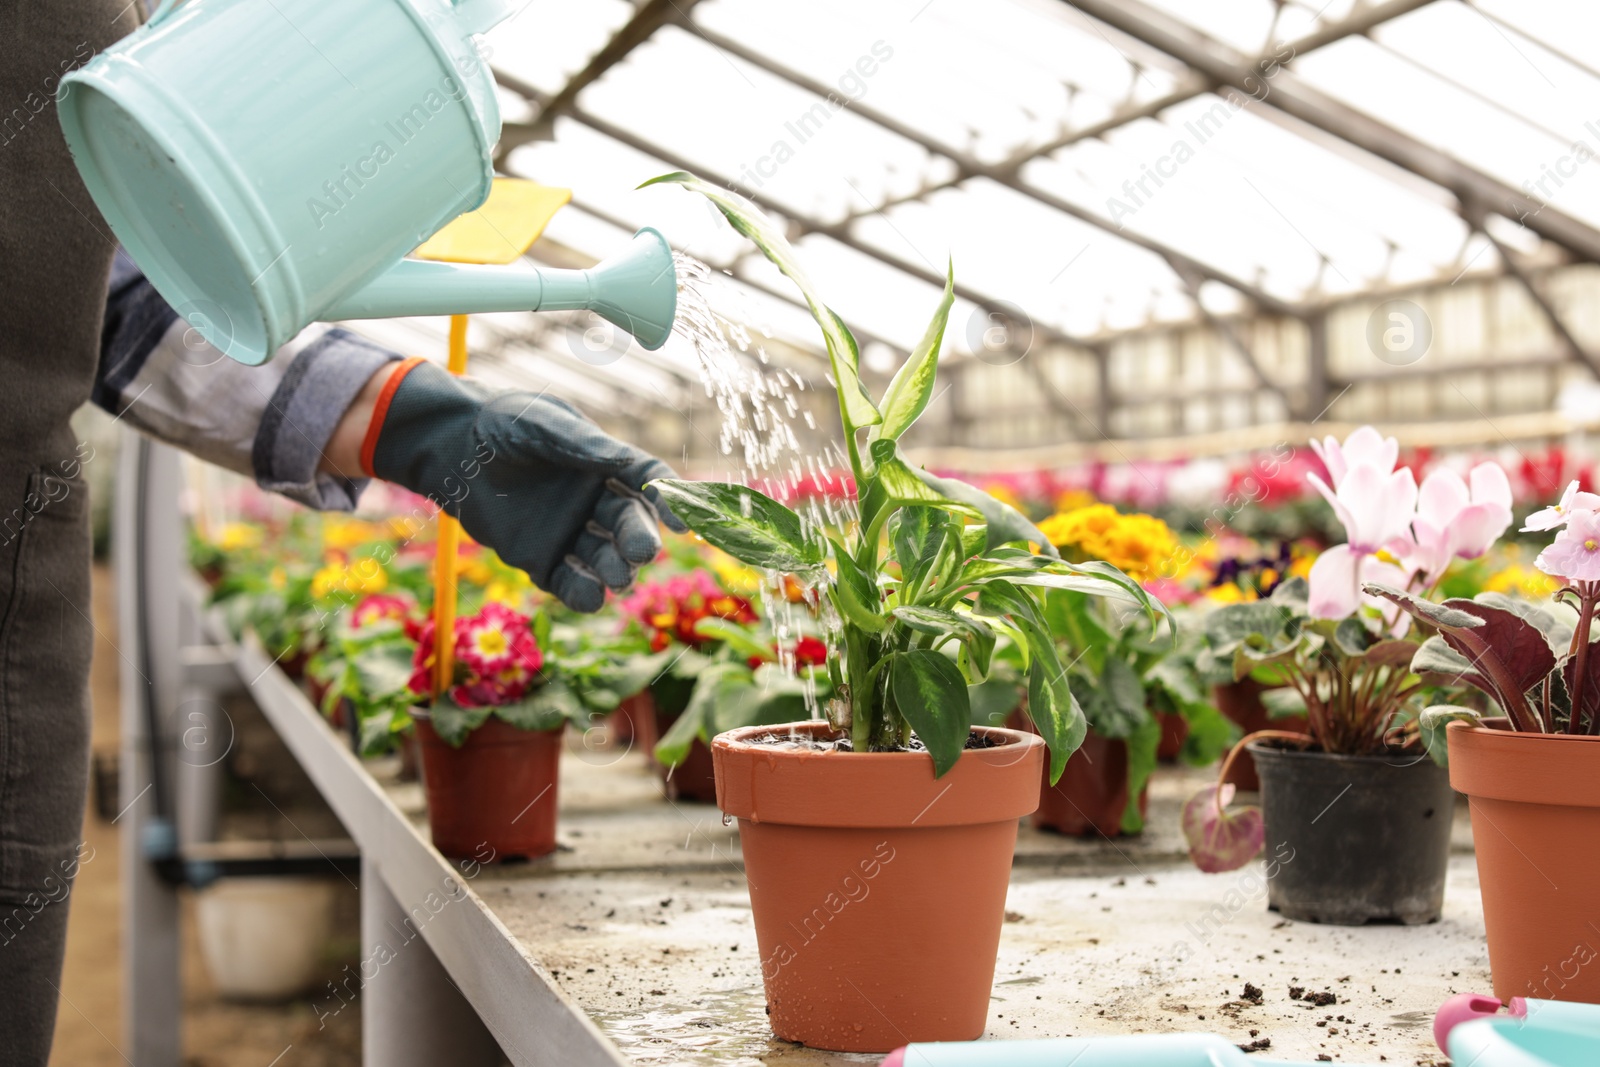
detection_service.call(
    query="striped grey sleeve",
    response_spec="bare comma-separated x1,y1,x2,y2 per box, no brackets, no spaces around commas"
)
97,250,401,510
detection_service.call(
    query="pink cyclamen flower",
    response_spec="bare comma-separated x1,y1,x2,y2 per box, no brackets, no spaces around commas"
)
1309,426,1399,489
1536,508,1600,582
1307,545,1413,623
1307,462,1417,554
1522,479,1600,533
1403,463,1513,577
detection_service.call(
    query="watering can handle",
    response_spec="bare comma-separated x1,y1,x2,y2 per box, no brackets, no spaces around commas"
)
451,0,516,35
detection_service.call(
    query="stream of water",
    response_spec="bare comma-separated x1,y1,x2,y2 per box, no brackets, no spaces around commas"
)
668,253,854,718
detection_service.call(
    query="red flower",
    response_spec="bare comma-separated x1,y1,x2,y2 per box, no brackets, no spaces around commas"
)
618,569,759,650
408,603,543,706
794,636,829,667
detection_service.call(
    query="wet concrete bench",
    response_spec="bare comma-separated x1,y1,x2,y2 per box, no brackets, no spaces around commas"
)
240,626,1481,1066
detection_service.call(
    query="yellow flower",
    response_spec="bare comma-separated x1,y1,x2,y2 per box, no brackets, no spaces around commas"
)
708,550,762,595
214,522,261,551
312,558,387,599
349,557,387,594
269,566,287,590
458,557,494,586
1037,504,1180,583
1205,583,1255,603
1484,564,1560,599
311,564,344,600
484,570,532,608
322,517,384,551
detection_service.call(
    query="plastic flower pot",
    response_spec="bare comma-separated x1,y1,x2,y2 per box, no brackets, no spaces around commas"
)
414,715,563,860
1249,740,1455,925
713,721,1043,1053
397,726,421,783
1448,721,1600,1003
1034,730,1148,837
195,877,337,1001
1214,679,1306,791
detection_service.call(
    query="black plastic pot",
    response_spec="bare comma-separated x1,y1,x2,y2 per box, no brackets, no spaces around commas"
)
1249,741,1455,925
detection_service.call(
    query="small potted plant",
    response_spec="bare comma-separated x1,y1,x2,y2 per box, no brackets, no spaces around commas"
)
307,593,421,756
1371,478,1600,1003
1184,427,1513,926
1200,540,1311,788
644,172,1165,1053
1029,505,1230,835
408,600,588,860
615,567,774,801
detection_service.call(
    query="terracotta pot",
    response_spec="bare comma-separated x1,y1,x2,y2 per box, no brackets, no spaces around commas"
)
1449,721,1600,1003
414,716,562,861
1034,731,1148,837
1213,679,1306,791
607,692,653,746
1157,711,1188,762
655,715,718,804
713,721,1043,1053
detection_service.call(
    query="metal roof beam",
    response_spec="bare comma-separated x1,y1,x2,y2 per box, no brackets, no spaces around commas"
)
822,1,1435,238
492,0,693,166
1062,0,1600,266
681,20,1298,318
498,102,1103,360
1467,211,1600,381
1164,255,1292,409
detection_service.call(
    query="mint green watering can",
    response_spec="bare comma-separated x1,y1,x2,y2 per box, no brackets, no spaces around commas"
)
58,0,676,364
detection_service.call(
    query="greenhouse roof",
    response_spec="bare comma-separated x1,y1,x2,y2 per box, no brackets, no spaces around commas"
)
357,0,1600,431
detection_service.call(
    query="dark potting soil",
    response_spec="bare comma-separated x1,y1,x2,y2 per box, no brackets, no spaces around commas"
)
737,730,1005,754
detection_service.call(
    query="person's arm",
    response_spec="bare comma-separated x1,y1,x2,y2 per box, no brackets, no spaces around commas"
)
321,360,397,481
98,249,400,509
100,251,685,611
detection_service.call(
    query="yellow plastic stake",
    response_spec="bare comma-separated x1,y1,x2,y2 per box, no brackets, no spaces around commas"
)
431,316,471,696
418,178,571,697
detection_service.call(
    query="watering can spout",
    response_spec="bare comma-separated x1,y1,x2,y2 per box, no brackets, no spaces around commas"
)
322,227,678,351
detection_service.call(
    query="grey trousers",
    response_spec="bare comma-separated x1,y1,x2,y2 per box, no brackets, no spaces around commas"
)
1,2,137,1062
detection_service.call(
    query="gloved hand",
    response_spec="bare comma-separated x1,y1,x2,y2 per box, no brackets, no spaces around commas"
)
362,358,686,612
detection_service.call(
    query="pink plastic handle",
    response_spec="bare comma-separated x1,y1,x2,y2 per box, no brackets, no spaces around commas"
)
1435,992,1507,1052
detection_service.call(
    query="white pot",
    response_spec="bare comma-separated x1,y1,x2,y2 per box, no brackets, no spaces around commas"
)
196,877,337,1001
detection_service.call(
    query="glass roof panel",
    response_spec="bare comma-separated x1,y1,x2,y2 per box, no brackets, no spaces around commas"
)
467,0,1600,409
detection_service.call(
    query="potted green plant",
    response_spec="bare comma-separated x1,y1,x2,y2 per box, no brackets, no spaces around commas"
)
614,567,816,801
1369,479,1600,1003
1030,504,1230,836
1196,542,1312,788
408,600,591,861
307,593,422,757
1185,427,1514,926
643,172,1165,1053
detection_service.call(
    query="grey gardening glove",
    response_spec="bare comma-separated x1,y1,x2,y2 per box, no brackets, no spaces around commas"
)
368,359,686,611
